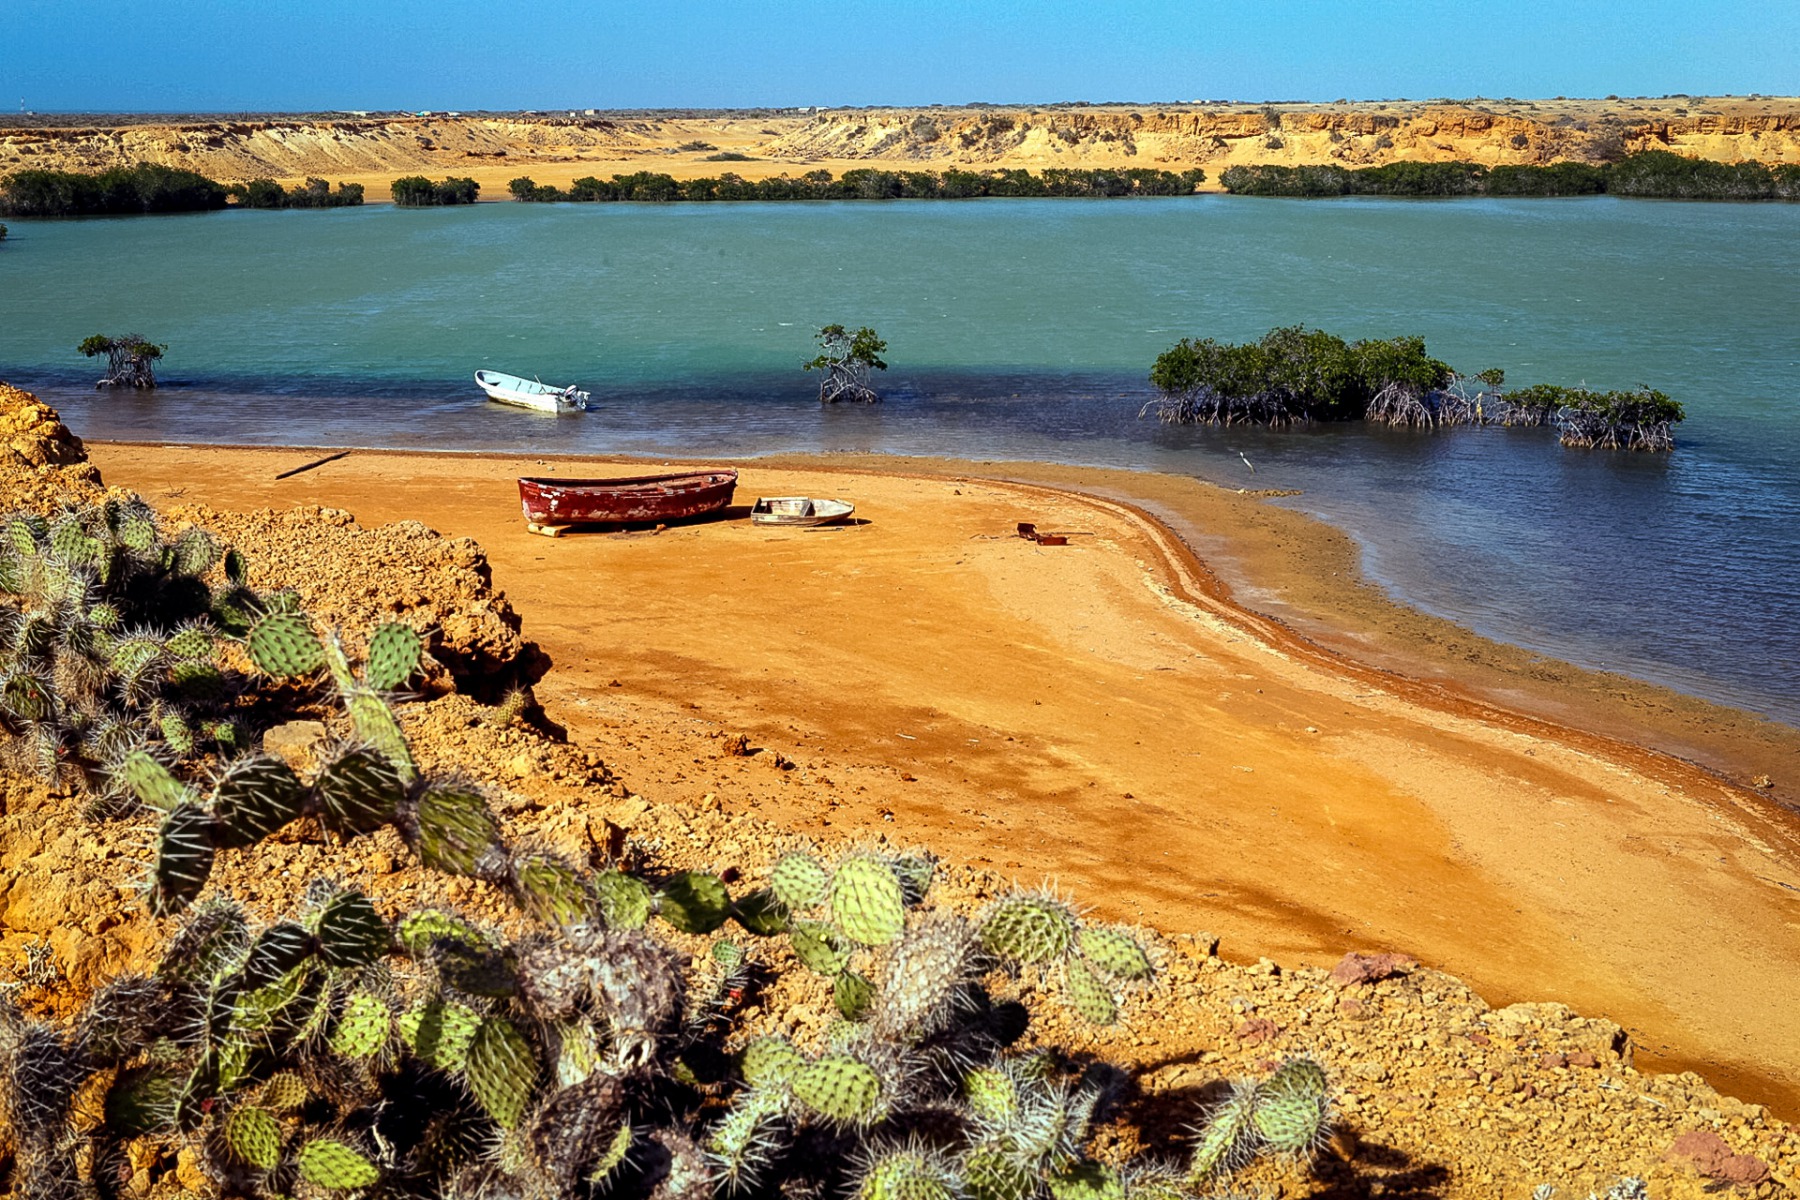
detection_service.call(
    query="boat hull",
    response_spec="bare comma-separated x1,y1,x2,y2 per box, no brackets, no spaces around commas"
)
475,370,589,412
751,497,856,527
518,471,739,526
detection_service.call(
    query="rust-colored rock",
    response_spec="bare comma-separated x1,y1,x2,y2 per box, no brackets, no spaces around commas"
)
1667,1129,1772,1185
1330,950,1417,986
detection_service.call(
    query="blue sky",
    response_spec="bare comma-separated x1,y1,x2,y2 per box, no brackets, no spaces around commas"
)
5,0,1794,112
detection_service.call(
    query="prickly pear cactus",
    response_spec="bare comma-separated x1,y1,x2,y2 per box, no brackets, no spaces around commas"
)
363,621,424,691
593,870,654,930
738,1036,804,1088
830,853,907,946
658,870,731,935
399,998,482,1072
328,990,392,1059
790,1054,885,1124
856,1149,958,1200
466,1014,539,1129
1061,954,1119,1026
979,894,1078,964
313,888,391,968
297,1138,381,1189
1189,1084,1259,1180
208,754,305,848
511,854,594,927
1077,927,1153,980
246,611,326,677
313,747,404,836
770,851,831,911
1047,1161,1126,1200
410,785,504,878
1251,1057,1330,1154
223,1104,283,1170
149,801,217,915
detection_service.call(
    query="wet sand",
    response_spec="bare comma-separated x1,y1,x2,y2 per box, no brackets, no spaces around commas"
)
86,442,1800,1116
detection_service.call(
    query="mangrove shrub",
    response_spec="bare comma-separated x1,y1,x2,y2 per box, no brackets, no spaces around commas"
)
230,176,364,208
804,324,888,403
503,166,1205,203
1219,152,1800,201
391,175,480,206
79,333,166,390
0,164,229,216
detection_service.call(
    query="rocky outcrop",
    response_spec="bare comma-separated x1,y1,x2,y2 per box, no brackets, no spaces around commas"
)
0,382,86,468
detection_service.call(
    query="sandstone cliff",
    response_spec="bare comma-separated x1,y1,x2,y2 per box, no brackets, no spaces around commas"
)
1,98,1794,193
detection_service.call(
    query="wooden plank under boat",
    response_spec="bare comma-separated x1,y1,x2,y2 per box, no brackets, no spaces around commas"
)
518,470,738,532
751,496,856,527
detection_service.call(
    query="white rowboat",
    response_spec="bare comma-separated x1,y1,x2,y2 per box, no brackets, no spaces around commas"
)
751,497,856,527
475,369,590,412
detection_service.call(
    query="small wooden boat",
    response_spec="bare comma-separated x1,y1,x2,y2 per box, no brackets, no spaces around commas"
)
751,497,856,527
518,470,738,534
476,369,590,412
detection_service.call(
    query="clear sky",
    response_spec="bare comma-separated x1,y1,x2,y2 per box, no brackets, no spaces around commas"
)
5,0,1794,113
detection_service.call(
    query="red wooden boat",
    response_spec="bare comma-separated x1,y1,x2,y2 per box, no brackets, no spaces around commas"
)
517,470,738,533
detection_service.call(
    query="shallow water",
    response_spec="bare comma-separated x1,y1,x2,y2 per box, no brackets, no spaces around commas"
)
2,197,1797,724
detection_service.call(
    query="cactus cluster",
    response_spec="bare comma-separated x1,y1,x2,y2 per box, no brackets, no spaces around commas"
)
0,500,262,794
0,515,1346,1200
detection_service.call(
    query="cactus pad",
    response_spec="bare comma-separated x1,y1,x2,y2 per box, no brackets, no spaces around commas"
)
856,1150,958,1200
397,908,488,958
240,920,315,988
2,672,53,721
1189,1084,1259,1180
158,711,196,755
165,624,215,660
103,1065,183,1136
313,747,405,835
246,612,326,677
658,871,731,935
209,755,306,848
157,897,249,982
1061,955,1119,1026
223,546,248,586
329,989,391,1059
314,889,391,968
297,1139,381,1190
150,801,217,915
1078,928,1153,981
593,870,654,930
830,854,907,946
510,854,593,927
171,526,221,577
411,785,504,878
706,1084,787,1192
789,920,848,977
1251,1057,1330,1154
961,1068,1019,1125
770,851,830,911
108,634,164,678
1048,1162,1126,1200
224,1104,283,1170
363,622,424,691
875,918,976,1037
399,999,481,1072
891,853,937,905
120,748,190,812
168,659,225,703
347,690,414,777
979,895,1078,964
467,1015,539,1129
964,1148,1038,1200
729,887,791,935
834,970,875,1021
738,1035,804,1087
791,1055,885,1124
260,1072,308,1111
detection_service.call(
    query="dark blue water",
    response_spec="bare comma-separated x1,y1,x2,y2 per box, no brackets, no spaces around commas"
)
2,197,1797,724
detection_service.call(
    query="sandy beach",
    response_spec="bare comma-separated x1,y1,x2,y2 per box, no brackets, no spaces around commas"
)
80,441,1800,1117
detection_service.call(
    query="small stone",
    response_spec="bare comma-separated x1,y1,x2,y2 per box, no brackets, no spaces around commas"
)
1236,1017,1280,1045
510,753,534,778
1566,1050,1598,1068
1539,1052,1569,1069
1329,951,1416,987
262,719,329,772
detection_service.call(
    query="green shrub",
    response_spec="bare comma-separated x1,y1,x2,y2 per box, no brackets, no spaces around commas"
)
391,175,480,206
0,164,228,216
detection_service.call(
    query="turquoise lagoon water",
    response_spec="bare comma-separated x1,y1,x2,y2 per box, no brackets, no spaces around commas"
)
1,197,1797,724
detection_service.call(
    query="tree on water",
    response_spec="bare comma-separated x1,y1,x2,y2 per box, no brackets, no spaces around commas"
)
79,334,166,390
804,324,889,403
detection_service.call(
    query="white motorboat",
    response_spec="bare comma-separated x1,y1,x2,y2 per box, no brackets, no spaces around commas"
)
475,369,590,412
751,497,856,527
